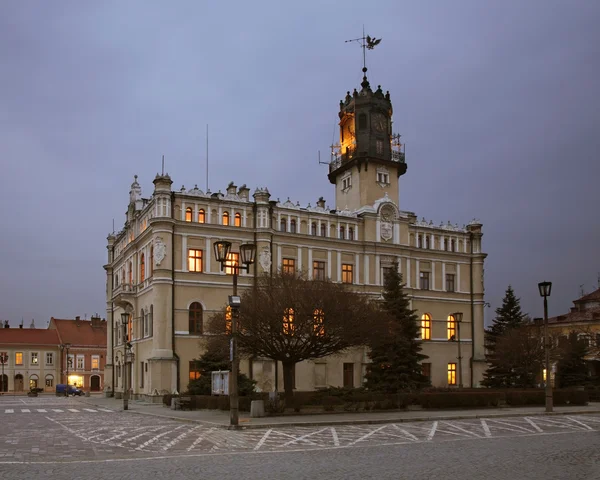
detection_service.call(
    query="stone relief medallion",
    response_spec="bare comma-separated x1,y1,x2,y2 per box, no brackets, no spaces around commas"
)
380,222,393,241
154,236,167,266
259,247,271,272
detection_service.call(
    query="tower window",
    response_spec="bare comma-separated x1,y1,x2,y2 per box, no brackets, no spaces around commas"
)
377,172,389,184
358,114,367,130
342,175,352,190
185,207,193,222
376,139,384,155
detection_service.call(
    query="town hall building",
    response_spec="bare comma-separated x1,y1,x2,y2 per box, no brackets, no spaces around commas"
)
104,66,487,398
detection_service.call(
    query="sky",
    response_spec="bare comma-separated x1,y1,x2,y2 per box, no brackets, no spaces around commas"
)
0,0,598,327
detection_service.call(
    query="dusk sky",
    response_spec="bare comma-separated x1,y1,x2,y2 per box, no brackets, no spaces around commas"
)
1,1,598,327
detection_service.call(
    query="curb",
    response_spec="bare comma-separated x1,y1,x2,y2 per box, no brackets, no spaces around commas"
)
87,405,600,430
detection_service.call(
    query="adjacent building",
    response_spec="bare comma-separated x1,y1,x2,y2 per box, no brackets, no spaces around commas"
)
104,66,487,398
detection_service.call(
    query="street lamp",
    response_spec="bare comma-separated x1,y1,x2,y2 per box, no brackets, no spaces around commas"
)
452,312,464,388
0,352,7,395
538,281,553,413
61,343,72,396
213,240,256,427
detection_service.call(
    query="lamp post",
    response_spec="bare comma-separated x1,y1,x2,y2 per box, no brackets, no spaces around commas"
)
62,343,72,396
0,352,7,395
538,281,553,413
452,312,464,388
120,312,130,411
213,240,256,427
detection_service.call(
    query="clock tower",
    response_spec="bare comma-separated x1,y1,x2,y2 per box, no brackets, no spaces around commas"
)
328,67,406,211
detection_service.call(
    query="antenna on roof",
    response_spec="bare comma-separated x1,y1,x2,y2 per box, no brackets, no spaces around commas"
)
318,150,328,165
580,284,585,297
161,155,165,175
112,218,115,234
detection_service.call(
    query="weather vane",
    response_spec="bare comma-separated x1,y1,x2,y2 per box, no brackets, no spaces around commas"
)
345,26,382,72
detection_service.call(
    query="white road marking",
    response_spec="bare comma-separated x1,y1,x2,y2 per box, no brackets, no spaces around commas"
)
52,409,63,413
427,421,438,440
331,427,340,446
134,425,186,451
83,408,97,412
162,425,201,451
98,409,113,413
524,417,543,432
538,417,588,430
37,409,47,413
392,424,419,441
565,417,593,430
486,419,535,434
116,426,170,447
348,425,388,446
442,421,483,438
480,419,491,438
188,427,217,452
68,409,79,413
281,427,329,447
100,429,133,444
5,409,14,414
21,409,30,413
253,429,273,451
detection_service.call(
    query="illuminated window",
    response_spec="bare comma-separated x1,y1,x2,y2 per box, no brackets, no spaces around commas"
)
234,212,242,227
313,309,325,336
222,211,230,226
447,315,456,340
282,258,295,275
189,302,203,334
198,209,205,223
30,353,38,365
311,223,317,235
188,249,203,272
290,219,297,233
313,261,325,281
185,207,193,222
225,306,232,333
446,274,455,292
45,375,54,387
140,253,145,282
225,252,239,275
15,352,23,365
448,363,457,385
421,314,431,340
189,361,202,381
342,264,353,284
419,271,430,290
91,356,99,370
283,308,295,336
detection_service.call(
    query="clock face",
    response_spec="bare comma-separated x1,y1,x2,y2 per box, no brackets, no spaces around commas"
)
372,113,387,133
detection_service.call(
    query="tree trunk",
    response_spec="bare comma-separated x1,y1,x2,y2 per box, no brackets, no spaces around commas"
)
282,361,296,403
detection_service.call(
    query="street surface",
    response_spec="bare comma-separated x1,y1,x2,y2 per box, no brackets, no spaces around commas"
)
1,395,599,479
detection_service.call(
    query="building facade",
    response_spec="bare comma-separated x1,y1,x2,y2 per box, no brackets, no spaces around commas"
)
0,321,61,393
104,68,487,398
49,316,108,392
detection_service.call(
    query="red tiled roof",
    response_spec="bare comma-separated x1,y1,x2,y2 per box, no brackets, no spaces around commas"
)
548,306,600,325
49,318,107,347
575,287,600,304
0,328,60,346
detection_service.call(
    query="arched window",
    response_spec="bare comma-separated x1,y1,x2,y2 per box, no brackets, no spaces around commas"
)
444,238,448,251
348,227,354,240
320,224,326,237
128,261,133,285
447,315,456,340
280,218,287,232
234,212,242,227
420,314,431,340
149,305,154,337
225,306,232,333
140,254,145,282
339,226,345,239
127,313,133,341
185,207,193,222
189,302,203,335
425,236,430,249
149,246,153,277
283,308,295,336
45,374,54,388
311,223,317,236
222,211,229,226
198,209,205,224
141,308,147,337
29,374,39,390
313,309,325,336
418,235,423,248
290,219,297,233
451,239,456,252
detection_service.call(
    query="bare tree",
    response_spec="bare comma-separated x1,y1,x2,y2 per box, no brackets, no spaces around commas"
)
207,272,387,401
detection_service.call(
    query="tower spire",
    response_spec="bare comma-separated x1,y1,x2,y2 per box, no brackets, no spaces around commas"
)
345,27,382,78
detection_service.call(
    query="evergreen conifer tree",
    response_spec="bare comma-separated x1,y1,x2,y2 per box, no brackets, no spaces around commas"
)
364,261,429,392
556,332,590,387
482,285,527,387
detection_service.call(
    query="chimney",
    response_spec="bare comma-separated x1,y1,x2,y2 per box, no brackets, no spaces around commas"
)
3,320,8,329
91,314,101,327
75,316,80,322
19,324,23,329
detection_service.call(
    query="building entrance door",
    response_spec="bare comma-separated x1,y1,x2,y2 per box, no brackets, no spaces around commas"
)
91,375,100,391
14,374,24,392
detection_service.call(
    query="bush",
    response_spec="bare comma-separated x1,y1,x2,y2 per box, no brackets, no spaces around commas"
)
419,392,501,409
504,390,545,406
553,389,588,406
186,373,256,397
163,393,179,406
